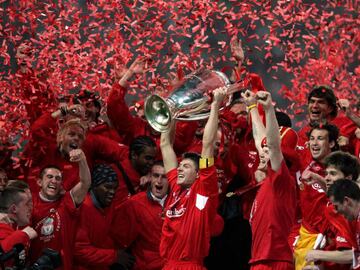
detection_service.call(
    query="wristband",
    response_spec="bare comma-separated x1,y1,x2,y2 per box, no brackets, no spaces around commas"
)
247,104,257,111
199,157,214,169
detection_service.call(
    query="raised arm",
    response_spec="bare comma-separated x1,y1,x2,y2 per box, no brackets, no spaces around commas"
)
230,36,244,82
241,90,266,154
107,57,148,140
117,56,148,88
338,98,360,128
256,91,283,172
69,149,91,206
201,87,226,158
160,122,178,173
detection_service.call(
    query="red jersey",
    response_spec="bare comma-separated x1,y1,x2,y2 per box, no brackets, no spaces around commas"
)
0,223,31,268
31,192,79,270
160,166,218,265
73,194,117,270
249,161,296,264
299,161,328,233
111,157,142,207
321,205,353,270
112,191,166,270
353,213,360,269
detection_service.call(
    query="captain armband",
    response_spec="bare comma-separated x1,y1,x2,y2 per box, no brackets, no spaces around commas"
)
199,157,214,169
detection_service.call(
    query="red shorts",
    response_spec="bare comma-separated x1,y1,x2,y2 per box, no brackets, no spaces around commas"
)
251,261,294,270
163,260,205,270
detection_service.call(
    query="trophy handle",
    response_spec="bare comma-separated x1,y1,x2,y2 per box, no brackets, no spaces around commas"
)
144,94,175,133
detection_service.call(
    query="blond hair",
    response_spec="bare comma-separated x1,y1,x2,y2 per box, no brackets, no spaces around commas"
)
56,118,87,147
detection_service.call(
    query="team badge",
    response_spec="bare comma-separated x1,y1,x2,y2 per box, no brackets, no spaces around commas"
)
195,193,208,210
41,217,54,236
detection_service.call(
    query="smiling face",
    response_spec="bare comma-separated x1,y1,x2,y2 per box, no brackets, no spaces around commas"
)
38,168,63,200
177,158,198,188
150,165,169,199
258,146,270,172
309,129,334,162
131,146,157,176
308,97,333,123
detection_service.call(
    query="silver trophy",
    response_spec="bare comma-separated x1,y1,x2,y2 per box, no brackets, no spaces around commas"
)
144,69,246,132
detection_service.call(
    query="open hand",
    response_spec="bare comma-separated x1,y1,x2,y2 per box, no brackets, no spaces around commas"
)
230,36,244,63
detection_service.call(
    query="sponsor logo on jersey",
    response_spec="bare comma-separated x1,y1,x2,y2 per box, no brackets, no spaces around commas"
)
166,207,186,218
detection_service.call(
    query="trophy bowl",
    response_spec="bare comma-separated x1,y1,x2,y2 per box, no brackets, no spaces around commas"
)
145,69,243,133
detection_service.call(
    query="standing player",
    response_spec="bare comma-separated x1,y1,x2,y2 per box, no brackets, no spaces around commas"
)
243,90,297,270
159,87,226,269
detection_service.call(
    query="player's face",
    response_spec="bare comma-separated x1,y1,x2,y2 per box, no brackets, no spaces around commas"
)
309,129,333,162
177,159,198,188
132,146,157,176
38,168,63,200
258,146,269,172
308,97,333,122
330,196,355,220
14,191,33,226
324,166,345,189
150,165,169,199
92,181,119,208
58,126,85,155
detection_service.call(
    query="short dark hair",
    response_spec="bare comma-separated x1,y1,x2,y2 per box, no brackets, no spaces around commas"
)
327,179,360,203
0,186,27,213
129,136,156,160
308,85,338,118
325,151,360,181
73,90,102,119
6,180,29,190
275,111,292,128
308,123,339,151
152,160,164,168
182,152,201,171
40,165,62,179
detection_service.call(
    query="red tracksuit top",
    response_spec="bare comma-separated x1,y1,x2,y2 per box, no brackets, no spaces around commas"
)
73,194,118,270
112,191,166,270
0,223,31,268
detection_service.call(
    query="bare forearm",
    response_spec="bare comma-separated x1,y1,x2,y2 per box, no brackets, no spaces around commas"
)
79,159,91,188
250,107,266,152
315,250,352,264
118,70,134,88
347,112,360,128
72,159,91,206
264,105,281,149
202,102,219,157
160,128,177,173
